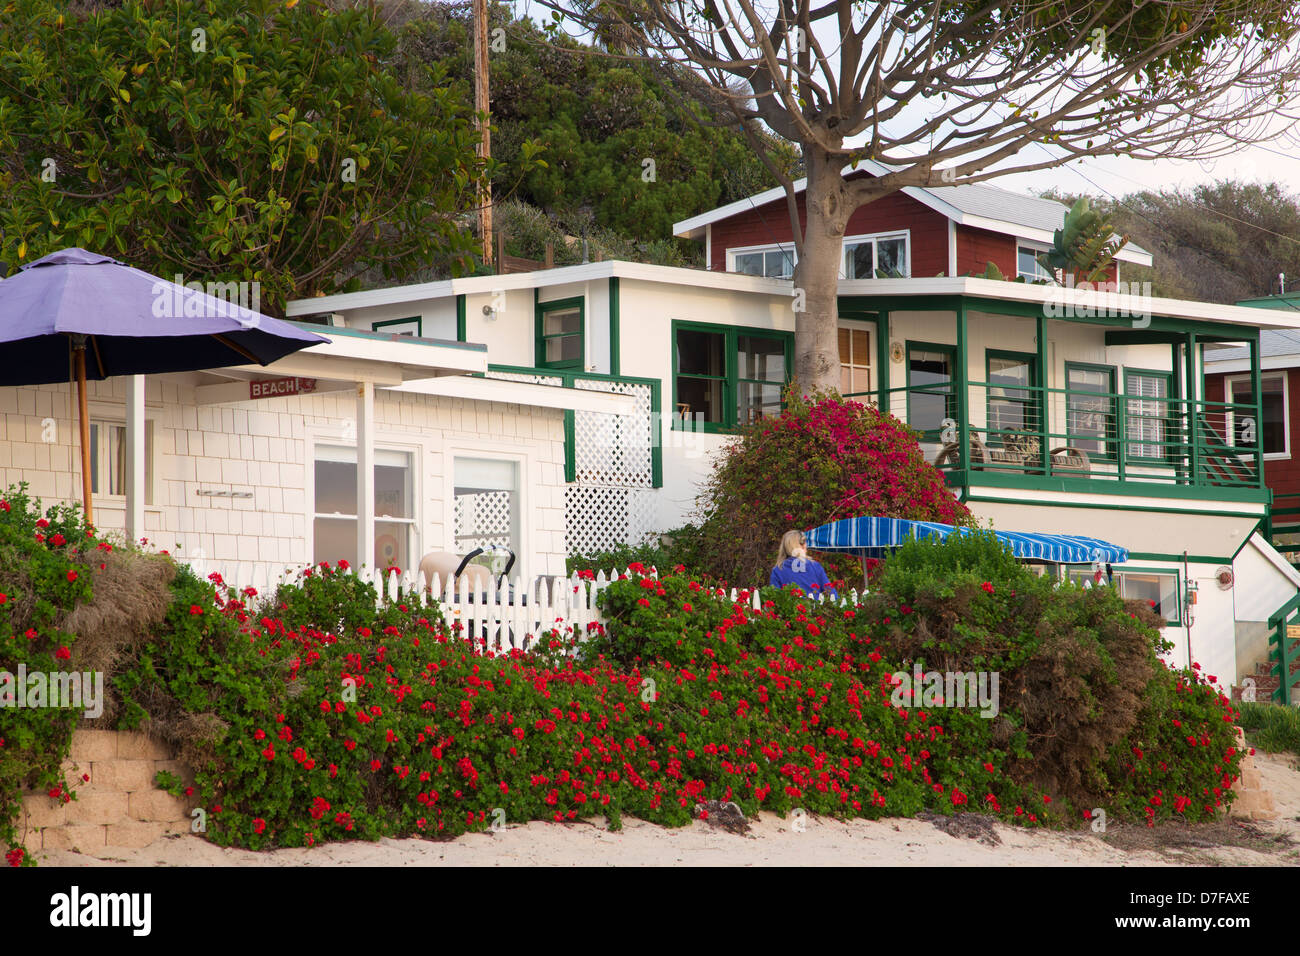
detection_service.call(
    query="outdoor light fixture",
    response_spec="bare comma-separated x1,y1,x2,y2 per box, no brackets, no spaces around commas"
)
482,304,497,319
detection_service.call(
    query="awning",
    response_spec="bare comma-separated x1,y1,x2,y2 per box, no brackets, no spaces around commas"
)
805,517,1128,564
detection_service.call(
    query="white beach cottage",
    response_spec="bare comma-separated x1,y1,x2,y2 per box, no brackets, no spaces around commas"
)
2,176,1299,696
275,259,1300,696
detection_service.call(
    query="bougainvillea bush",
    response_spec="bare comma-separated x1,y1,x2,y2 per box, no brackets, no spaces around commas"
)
105,531,1243,852
695,389,972,585
0,485,98,867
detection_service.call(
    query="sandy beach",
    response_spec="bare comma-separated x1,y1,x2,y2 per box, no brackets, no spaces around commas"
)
25,748,1300,868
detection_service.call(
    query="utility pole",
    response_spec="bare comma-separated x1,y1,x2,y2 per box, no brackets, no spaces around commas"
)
473,0,493,270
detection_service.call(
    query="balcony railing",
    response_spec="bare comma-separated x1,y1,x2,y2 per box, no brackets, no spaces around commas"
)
845,381,1264,492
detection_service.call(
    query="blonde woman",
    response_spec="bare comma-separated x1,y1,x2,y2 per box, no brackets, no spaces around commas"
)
769,530,838,600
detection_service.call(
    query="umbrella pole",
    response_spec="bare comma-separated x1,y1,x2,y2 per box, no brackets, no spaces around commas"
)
74,344,93,527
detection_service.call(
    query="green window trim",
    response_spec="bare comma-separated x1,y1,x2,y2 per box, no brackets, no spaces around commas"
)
905,340,958,441
372,315,422,337
609,277,621,377
535,296,585,371
670,320,794,432
1124,367,1175,465
984,349,1040,451
1064,361,1117,462
1063,564,1185,627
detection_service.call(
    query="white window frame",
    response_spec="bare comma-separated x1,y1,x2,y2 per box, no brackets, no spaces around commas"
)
85,409,157,506
442,441,534,579
1015,240,1054,282
726,242,797,279
307,434,424,571
841,229,911,279
1225,370,1291,460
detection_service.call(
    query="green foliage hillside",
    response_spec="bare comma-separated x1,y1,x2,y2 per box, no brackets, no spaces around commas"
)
395,2,797,256
1042,181,1300,303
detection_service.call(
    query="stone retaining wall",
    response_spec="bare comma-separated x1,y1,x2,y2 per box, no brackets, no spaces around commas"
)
19,729,194,854
1228,727,1278,821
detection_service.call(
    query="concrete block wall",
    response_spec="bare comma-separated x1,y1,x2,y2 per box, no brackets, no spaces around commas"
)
19,729,194,854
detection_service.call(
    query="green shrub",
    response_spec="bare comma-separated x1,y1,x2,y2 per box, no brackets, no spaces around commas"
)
0,484,98,867
695,389,973,587
566,524,706,577
858,530,1241,821
98,529,1246,853
1236,701,1300,755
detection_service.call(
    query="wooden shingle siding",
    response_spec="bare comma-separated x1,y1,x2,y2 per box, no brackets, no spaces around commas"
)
954,224,1017,277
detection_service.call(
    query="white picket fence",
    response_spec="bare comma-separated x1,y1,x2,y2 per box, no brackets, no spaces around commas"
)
186,559,865,653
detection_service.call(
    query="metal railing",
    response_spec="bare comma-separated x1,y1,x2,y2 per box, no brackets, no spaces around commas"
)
845,381,1263,490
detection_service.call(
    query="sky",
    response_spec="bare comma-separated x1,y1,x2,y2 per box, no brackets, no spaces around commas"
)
998,143,1300,202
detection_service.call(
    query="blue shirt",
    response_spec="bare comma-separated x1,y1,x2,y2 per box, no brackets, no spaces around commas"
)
769,557,838,600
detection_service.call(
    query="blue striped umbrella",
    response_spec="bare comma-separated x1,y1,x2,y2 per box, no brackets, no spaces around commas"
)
805,516,1128,564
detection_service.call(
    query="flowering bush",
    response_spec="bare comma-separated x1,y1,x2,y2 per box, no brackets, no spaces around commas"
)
0,484,98,867
861,530,1244,817
107,531,1243,853
696,389,972,585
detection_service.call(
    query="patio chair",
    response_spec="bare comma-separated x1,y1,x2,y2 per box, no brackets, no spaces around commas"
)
933,427,1090,474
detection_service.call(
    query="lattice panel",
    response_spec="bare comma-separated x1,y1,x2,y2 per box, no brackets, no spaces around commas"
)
454,491,514,551
573,379,653,488
564,485,657,556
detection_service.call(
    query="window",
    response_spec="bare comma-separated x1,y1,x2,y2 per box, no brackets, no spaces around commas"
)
844,233,909,279
453,457,520,556
536,298,584,370
675,327,726,425
313,446,416,570
838,325,873,397
1125,369,1172,461
906,343,956,437
89,420,154,502
673,322,792,430
736,334,786,425
1016,243,1054,282
1065,364,1115,457
1120,572,1181,624
372,316,421,337
986,352,1039,448
1065,567,1181,625
731,246,795,279
1227,372,1289,458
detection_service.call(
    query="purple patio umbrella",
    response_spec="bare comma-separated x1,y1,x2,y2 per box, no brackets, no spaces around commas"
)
0,247,328,524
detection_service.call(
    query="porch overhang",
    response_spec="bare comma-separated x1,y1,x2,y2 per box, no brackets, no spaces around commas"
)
835,278,1300,331
964,488,1266,562
388,374,638,415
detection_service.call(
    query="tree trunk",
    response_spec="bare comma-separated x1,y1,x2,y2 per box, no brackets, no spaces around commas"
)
792,146,852,394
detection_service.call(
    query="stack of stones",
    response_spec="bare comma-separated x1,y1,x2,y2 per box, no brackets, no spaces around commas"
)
1227,727,1278,822
19,729,195,855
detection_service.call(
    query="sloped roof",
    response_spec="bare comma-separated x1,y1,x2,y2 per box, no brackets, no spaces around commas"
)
672,159,1152,265
1205,327,1300,365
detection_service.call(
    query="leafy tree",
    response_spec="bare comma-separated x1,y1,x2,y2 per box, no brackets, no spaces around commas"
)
394,4,797,249
0,0,491,311
1037,197,1130,283
537,0,1300,390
